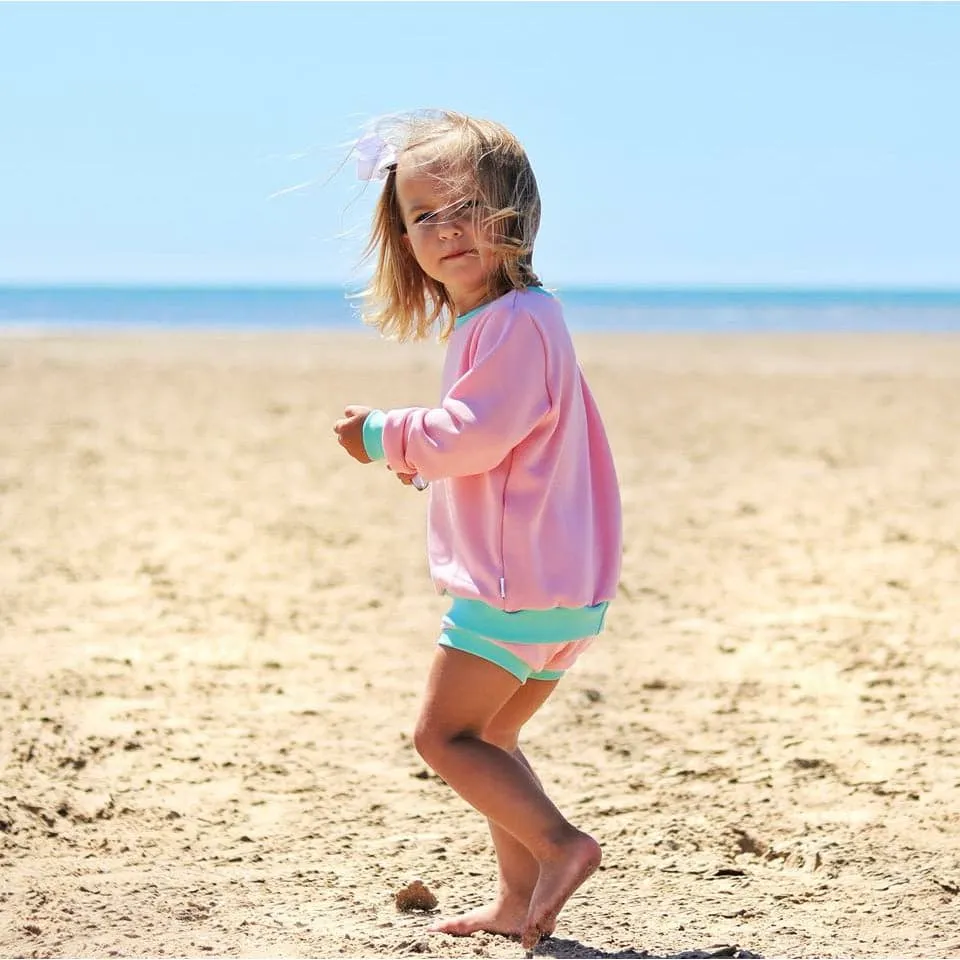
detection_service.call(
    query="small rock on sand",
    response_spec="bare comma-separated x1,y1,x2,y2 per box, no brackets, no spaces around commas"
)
394,879,438,912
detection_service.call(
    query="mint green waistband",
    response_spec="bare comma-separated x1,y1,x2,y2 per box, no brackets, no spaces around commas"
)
443,596,608,644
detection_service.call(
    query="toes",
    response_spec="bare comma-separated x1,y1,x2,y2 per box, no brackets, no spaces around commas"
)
428,919,467,936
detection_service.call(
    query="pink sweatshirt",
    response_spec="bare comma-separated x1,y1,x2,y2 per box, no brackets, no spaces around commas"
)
369,288,622,613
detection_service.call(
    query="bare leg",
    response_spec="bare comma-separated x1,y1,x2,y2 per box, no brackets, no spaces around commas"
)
491,750,545,904
416,652,601,948
430,680,555,938
430,753,542,937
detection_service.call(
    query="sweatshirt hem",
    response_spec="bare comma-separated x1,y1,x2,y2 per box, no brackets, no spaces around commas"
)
442,595,609,643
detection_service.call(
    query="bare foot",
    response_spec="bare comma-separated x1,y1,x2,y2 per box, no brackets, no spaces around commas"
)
521,832,602,952
429,896,528,937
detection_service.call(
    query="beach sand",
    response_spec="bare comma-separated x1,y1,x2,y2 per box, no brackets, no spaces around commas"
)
1,331,959,959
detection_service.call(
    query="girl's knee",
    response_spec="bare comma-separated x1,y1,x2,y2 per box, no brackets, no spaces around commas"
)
412,718,456,764
413,717,487,765
412,721,438,762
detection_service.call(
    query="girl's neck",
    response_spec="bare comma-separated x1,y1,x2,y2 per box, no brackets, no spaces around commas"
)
454,294,493,317
452,280,510,317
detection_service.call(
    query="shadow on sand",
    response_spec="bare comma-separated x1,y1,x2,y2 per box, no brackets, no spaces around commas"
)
532,939,762,960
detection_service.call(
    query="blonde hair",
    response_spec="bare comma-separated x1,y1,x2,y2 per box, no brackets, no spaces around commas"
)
359,111,542,342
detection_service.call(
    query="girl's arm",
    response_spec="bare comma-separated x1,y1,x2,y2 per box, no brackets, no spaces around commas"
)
366,311,552,481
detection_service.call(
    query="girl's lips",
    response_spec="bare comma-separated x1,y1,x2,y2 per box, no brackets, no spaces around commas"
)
442,249,474,261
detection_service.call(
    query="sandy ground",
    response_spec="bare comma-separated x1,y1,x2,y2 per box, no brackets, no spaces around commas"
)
1,330,959,960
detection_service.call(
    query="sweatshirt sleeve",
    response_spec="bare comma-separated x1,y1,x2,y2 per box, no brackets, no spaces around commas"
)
380,309,551,481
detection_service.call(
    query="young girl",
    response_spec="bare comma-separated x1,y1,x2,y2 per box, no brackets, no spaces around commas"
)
333,111,622,953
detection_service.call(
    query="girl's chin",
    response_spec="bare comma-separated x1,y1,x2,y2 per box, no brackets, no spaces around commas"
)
440,271,486,293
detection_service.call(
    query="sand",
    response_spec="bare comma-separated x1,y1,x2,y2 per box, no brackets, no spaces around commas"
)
1,330,959,959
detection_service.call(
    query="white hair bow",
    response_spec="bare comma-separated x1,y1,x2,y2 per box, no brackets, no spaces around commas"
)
355,133,398,181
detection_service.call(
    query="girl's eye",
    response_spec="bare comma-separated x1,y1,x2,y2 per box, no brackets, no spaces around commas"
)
411,199,479,227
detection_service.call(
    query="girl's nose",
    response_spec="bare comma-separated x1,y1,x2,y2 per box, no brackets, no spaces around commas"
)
437,218,463,240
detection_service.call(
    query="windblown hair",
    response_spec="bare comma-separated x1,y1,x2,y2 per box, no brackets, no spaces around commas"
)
359,111,542,342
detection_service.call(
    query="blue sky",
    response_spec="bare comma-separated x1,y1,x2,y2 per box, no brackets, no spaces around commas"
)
1,2,958,287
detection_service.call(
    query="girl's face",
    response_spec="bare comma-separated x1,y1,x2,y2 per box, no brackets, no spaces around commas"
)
395,153,498,315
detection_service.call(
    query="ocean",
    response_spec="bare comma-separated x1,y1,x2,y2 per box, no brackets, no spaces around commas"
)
2,285,960,333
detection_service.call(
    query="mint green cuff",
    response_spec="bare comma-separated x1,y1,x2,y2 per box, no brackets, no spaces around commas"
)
438,627,532,682
362,409,386,461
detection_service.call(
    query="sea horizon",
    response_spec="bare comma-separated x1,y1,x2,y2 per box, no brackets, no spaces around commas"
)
3,283,960,333
5,280,960,293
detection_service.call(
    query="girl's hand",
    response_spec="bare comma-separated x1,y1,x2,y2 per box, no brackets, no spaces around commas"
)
333,405,373,464
391,469,428,490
